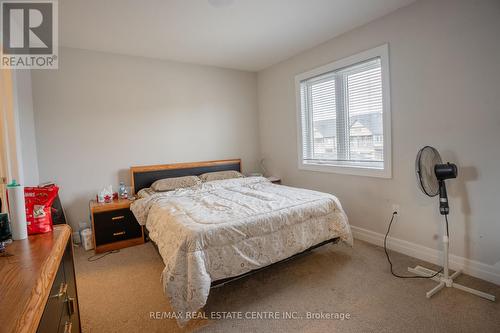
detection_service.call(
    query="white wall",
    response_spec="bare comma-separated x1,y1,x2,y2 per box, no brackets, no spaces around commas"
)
258,0,500,279
31,47,261,229
12,70,39,186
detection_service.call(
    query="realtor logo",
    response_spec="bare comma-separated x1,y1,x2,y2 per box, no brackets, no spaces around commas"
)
1,0,58,69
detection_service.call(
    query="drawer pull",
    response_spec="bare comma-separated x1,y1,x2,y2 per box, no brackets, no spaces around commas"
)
111,215,125,221
66,296,76,316
113,231,126,236
63,321,72,333
50,282,67,298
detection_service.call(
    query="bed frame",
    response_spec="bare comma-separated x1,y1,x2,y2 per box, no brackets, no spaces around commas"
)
129,159,340,288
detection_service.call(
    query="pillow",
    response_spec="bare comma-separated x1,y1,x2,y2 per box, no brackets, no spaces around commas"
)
136,187,155,199
199,170,243,182
151,176,201,192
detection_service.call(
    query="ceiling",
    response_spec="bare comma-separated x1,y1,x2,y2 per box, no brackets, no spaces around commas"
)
60,0,415,71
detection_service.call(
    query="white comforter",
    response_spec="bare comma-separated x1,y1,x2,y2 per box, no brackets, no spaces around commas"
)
131,177,352,324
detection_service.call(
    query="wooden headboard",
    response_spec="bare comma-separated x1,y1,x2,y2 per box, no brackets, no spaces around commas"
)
130,159,241,193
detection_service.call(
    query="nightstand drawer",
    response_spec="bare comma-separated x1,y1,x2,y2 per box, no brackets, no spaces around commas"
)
93,208,142,246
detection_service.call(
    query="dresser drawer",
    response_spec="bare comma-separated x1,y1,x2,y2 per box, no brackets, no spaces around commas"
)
93,208,142,246
37,262,66,333
38,238,80,333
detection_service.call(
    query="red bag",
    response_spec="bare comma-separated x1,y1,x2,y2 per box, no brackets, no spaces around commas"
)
24,185,59,235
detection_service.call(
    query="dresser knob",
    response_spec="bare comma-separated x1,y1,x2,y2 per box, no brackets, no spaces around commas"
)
66,296,76,316
63,321,72,333
50,282,67,298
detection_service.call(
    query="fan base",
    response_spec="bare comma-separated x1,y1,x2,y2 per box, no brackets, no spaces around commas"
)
408,265,495,301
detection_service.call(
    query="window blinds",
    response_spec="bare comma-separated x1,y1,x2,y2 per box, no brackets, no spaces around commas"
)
300,57,384,169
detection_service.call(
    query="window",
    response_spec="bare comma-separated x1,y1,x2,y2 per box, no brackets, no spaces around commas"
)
296,44,391,178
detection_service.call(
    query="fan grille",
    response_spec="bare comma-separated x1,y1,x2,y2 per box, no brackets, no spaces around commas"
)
416,146,441,197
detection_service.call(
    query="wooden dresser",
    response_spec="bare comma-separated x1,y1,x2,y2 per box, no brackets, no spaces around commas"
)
0,225,81,333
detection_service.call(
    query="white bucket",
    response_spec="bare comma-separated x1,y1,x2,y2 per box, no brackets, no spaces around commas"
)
81,228,94,251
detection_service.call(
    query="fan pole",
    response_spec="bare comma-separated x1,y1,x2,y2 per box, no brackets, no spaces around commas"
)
443,234,449,282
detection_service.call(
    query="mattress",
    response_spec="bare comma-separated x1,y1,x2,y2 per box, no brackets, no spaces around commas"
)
131,176,352,324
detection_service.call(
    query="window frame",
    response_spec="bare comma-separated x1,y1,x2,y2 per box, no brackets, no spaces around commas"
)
295,44,392,178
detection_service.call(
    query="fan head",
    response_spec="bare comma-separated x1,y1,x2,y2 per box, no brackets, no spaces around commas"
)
415,146,442,197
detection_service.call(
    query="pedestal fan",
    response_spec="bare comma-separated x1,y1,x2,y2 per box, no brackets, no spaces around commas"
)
407,146,495,301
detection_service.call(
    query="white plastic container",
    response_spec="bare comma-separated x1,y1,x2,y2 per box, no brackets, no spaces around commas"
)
81,228,94,251
7,180,27,240
77,221,90,244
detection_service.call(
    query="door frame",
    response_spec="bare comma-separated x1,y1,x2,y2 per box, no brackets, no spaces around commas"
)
0,68,22,212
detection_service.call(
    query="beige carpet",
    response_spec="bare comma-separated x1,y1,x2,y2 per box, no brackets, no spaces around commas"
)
74,240,500,333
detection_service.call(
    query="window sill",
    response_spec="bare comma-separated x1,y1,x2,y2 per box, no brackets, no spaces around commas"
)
298,162,391,179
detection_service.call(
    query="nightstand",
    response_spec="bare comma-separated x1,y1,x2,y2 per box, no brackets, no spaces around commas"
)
267,176,281,184
90,198,144,253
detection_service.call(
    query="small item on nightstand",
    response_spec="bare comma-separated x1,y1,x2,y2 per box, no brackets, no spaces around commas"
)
118,182,128,199
97,185,113,203
267,176,281,184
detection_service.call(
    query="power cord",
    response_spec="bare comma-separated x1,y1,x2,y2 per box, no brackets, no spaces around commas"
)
87,250,120,262
384,211,443,279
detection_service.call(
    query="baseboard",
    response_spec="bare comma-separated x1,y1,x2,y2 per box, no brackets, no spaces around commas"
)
351,225,500,286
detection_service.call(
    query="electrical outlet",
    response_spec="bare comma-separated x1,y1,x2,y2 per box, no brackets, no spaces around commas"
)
392,204,400,215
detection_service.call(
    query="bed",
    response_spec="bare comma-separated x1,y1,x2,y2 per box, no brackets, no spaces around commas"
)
129,159,352,325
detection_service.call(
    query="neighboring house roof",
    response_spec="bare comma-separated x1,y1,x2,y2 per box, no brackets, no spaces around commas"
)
313,112,383,138
350,120,372,137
